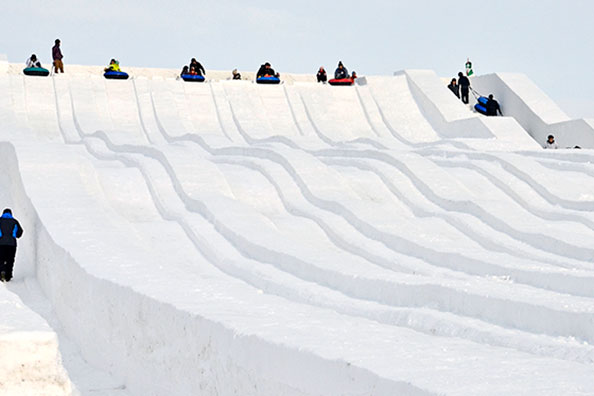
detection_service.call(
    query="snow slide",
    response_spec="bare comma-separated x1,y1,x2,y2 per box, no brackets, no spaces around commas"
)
1,62,594,395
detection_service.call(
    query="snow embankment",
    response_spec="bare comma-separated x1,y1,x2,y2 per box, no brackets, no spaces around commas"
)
471,73,594,148
0,144,72,396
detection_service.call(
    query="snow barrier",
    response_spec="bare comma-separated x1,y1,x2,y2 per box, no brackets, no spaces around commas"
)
471,73,594,149
399,70,540,150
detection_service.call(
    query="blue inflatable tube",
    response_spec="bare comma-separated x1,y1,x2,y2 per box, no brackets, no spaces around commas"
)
23,67,50,76
181,74,205,82
104,71,129,80
475,96,488,115
256,76,281,85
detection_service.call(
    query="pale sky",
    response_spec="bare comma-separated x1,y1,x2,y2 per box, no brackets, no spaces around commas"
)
1,0,592,117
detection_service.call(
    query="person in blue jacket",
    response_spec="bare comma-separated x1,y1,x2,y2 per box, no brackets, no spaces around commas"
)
0,208,24,282
334,61,349,79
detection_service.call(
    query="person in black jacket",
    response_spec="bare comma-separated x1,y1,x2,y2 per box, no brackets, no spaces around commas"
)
189,58,206,76
458,72,471,104
447,78,460,98
317,67,327,83
0,208,24,282
334,61,349,79
256,62,278,78
486,94,502,116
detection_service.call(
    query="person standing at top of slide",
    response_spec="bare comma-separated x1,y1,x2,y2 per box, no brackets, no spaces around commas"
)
465,58,473,76
0,208,24,282
52,39,64,73
458,72,471,104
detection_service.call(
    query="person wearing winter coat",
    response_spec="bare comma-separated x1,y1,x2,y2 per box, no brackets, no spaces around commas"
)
447,78,459,98
0,209,24,282
334,61,348,79
317,67,327,83
52,39,64,73
256,62,278,78
486,94,503,116
104,59,121,72
232,69,242,80
181,65,189,76
26,54,41,69
189,58,205,76
545,135,558,149
458,72,471,104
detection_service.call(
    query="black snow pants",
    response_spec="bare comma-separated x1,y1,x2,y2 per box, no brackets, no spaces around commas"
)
0,245,17,281
461,87,469,104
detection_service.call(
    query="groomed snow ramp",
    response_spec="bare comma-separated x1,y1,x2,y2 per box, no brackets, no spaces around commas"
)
472,72,594,148
1,62,594,395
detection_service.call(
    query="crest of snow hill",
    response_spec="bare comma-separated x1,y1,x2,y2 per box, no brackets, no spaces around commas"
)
1,57,594,395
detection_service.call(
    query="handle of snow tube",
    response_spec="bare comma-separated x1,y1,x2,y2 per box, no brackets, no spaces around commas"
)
470,87,482,99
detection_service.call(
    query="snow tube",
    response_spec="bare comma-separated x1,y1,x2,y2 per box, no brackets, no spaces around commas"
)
474,104,488,115
475,96,488,115
181,74,205,82
23,67,50,77
256,76,281,85
104,71,129,80
328,78,354,86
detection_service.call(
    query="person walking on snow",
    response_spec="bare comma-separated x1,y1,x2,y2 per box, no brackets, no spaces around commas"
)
545,135,558,149
26,54,41,69
458,72,471,104
52,39,64,73
486,94,503,116
447,78,460,98
0,209,24,282
465,58,473,76
334,61,349,79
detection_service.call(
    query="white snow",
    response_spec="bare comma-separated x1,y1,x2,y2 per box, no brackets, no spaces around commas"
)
1,59,594,395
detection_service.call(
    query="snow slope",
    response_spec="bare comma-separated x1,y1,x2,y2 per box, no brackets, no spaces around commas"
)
1,61,594,395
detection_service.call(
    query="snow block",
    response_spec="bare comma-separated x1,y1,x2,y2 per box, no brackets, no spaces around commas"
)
471,73,594,148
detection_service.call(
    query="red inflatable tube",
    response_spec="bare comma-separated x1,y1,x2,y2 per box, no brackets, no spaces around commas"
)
328,78,354,86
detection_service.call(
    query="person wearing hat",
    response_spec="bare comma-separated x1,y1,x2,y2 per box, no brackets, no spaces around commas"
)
26,54,42,69
334,61,349,79
545,135,558,149
0,208,24,282
52,39,64,73
256,62,277,78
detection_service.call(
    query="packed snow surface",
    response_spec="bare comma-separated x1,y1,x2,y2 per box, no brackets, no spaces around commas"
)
1,60,594,395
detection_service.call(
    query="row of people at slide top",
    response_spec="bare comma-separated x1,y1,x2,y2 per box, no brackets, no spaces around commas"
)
316,61,358,83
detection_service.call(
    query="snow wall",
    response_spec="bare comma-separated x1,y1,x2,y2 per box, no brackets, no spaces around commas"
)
471,72,594,149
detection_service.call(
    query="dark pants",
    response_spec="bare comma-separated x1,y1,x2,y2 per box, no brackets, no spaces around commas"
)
461,87,469,104
0,245,17,281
